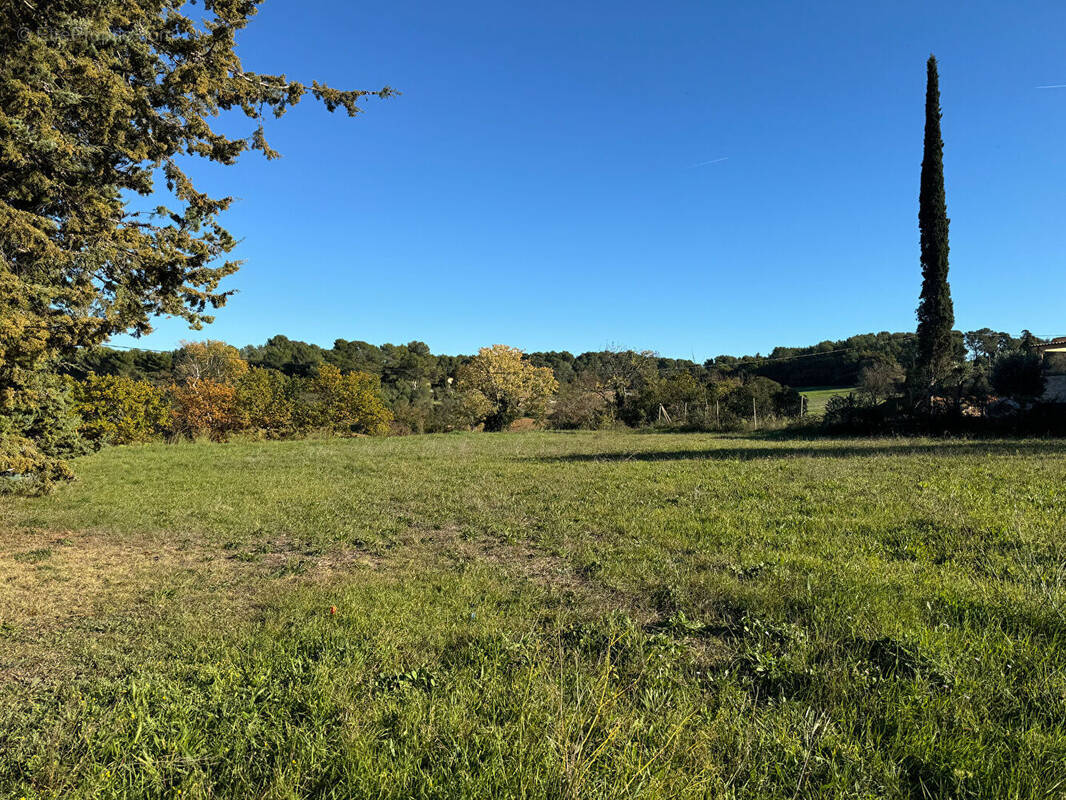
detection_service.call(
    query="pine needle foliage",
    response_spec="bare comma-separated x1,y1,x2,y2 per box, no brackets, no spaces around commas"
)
0,0,392,485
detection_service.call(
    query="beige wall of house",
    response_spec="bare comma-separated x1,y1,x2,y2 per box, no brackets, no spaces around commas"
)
1035,340,1066,402
1043,375,1066,402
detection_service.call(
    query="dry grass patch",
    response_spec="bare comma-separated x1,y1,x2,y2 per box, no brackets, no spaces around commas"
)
0,522,620,690
0,527,390,689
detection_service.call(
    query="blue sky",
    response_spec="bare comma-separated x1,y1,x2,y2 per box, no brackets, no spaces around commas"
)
113,0,1066,360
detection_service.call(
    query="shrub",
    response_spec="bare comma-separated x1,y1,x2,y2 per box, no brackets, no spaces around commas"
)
822,392,894,432
0,433,74,494
550,374,611,429
425,389,485,432
298,365,392,436
726,376,800,421
171,379,245,441
620,373,706,427
389,397,433,435
991,351,1045,402
1,369,85,458
0,366,85,492
236,367,298,437
73,374,171,446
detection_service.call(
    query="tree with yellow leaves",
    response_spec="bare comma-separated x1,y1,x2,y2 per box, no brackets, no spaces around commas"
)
457,345,559,432
174,341,249,385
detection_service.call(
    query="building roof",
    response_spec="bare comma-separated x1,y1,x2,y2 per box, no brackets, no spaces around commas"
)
1035,337,1066,353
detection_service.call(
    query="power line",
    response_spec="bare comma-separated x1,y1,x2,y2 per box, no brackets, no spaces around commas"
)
95,334,1062,362
97,344,172,353
738,347,852,364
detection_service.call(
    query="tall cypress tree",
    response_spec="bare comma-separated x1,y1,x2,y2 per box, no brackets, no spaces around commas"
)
916,55,955,387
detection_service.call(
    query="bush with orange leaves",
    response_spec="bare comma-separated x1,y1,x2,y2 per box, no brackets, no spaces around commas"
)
170,379,246,441
170,365,392,440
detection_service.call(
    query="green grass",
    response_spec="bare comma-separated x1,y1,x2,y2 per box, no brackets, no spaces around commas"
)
2,431,1065,798
798,386,857,416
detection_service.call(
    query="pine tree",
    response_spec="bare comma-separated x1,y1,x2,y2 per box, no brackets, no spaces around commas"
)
0,1,392,488
915,55,955,388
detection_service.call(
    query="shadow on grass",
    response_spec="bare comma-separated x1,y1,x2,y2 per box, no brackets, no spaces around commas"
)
534,439,1066,463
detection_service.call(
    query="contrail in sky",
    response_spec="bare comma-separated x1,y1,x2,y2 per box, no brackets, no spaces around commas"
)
687,157,729,168
1036,84,1066,89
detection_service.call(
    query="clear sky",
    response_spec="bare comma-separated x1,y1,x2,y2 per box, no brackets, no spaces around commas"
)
112,0,1066,360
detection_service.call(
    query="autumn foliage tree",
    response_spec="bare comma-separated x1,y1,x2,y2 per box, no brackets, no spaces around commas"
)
236,367,299,436
169,340,249,440
171,380,244,442
457,345,559,432
174,341,250,385
0,0,390,485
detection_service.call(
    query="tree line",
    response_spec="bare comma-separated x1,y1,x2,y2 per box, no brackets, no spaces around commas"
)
66,326,1040,428
56,318,1052,459
62,336,807,439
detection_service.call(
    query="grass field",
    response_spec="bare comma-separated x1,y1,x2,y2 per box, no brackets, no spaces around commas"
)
2,431,1065,798
798,387,857,417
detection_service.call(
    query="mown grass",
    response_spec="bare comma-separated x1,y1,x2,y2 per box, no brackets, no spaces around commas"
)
799,387,857,417
2,431,1065,798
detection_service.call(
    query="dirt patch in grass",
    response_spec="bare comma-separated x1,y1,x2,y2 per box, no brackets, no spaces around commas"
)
413,527,589,589
1,528,210,625
220,534,385,576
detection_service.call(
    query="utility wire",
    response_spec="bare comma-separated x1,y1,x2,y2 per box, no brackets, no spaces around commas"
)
97,335,1063,362
95,344,172,353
